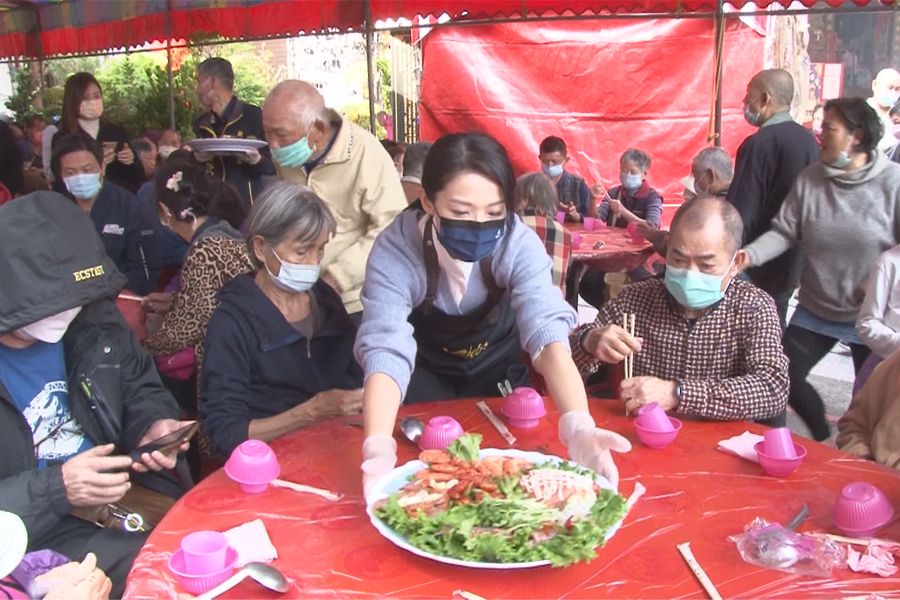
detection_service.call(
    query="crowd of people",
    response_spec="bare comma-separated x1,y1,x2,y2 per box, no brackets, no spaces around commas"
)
1,57,900,596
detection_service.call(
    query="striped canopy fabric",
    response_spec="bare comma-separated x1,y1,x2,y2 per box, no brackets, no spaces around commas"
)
0,0,890,59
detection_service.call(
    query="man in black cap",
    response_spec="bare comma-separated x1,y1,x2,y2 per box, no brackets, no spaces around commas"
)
0,192,192,597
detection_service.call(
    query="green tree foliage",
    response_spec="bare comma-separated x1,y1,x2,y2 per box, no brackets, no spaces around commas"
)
6,67,39,123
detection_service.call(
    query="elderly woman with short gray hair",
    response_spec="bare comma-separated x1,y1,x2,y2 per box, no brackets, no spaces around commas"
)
200,181,364,457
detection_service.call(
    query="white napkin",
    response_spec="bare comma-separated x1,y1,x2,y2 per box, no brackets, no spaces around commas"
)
716,431,763,463
223,519,278,568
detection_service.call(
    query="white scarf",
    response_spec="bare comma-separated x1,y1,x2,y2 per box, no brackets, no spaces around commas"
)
78,118,100,139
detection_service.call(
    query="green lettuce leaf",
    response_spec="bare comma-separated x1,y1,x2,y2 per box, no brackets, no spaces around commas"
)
447,433,482,462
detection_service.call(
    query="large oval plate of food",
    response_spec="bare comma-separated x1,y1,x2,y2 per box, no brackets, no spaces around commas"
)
366,433,628,569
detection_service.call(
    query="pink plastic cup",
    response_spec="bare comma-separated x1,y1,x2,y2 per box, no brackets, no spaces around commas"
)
571,232,582,249
635,417,682,449
169,546,238,594
763,427,798,459
501,387,547,429
833,482,895,537
555,211,566,225
754,441,806,477
418,416,464,450
635,402,675,432
224,439,281,493
180,531,229,574
583,217,597,231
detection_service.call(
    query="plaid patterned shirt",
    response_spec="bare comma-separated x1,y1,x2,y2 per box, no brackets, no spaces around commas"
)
520,214,571,290
555,171,592,215
570,278,788,421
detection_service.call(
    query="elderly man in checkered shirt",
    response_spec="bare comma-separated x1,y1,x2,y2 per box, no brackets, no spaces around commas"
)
571,196,789,426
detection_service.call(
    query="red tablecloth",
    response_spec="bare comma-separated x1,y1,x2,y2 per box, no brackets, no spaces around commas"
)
125,399,900,599
567,225,654,273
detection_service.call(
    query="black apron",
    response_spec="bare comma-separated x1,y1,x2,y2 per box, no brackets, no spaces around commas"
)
406,218,527,403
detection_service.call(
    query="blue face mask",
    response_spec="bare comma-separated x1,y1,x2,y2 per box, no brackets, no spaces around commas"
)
436,216,505,262
64,173,103,200
743,103,762,127
267,247,320,292
664,255,735,310
542,163,564,178
620,173,643,191
272,134,314,169
877,90,899,109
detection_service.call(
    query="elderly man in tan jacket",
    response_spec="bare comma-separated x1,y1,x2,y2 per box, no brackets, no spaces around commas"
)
837,349,900,471
262,80,405,321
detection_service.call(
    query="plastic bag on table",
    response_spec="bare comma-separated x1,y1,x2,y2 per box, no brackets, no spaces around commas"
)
730,518,845,578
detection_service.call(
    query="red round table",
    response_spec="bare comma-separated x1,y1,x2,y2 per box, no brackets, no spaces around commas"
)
125,398,900,599
565,225,655,308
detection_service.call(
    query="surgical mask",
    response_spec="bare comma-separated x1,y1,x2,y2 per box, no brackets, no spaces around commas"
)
825,150,853,169
272,135,314,169
80,99,103,121
542,163,564,178
266,247,320,293
620,173,643,191
664,256,735,310
158,145,178,159
743,103,762,127
15,307,82,344
436,216,505,262
64,173,102,200
877,90,899,109
893,123,900,141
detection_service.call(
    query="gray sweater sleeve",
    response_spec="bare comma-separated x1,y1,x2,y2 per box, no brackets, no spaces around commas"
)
497,221,578,357
354,214,425,397
744,178,802,267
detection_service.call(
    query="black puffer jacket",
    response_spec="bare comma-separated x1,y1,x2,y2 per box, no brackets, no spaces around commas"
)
0,191,178,544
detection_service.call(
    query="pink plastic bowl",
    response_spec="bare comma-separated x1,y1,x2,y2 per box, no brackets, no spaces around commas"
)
168,546,237,594
626,222,647,243
224,439,281,493
634,417,682,449
754,441,806,477
501,387,547,429
418,416,464,450
833,482,895,537
571,232,582,249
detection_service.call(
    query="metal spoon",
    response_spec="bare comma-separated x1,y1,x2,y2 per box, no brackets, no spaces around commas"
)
399,416,424,444
195,562,289,600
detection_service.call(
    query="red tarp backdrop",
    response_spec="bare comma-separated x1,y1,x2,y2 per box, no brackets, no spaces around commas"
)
419,18,765,207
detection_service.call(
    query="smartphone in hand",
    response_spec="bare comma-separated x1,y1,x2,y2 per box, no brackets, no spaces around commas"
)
130,421,199,462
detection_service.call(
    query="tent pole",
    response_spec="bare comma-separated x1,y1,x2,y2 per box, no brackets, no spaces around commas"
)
166,0,175,130
365,0,377,135
712,0,725,147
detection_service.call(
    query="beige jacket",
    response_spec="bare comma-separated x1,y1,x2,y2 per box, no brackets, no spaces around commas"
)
275,115,405,314
837,349,900,470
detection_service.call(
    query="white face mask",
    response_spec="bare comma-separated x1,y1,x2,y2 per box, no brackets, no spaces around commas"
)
14,307,82,344
158,145,178,159
80,99,103,121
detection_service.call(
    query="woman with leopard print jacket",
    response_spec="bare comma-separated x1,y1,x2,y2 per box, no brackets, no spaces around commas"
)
142,163,253,383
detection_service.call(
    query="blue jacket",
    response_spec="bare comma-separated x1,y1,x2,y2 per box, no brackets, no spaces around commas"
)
89,182,161,295
201,273,363,457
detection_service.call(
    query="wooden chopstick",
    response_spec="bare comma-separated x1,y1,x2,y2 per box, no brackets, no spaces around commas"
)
476,401,517,446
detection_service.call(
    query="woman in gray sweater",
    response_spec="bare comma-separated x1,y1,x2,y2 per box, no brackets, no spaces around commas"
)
356,133,631,496
745,97,900,441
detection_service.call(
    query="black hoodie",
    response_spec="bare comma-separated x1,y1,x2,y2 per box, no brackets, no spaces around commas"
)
200,273,363,457
0,192,178,543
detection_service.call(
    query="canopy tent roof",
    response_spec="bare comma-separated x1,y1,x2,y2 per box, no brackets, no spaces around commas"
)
0,0,892,59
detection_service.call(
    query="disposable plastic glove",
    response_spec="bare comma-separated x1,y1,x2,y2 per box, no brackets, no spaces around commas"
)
559,410,632,491
361,434,397,499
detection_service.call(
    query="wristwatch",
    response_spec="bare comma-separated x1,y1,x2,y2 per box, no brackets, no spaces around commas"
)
673,380,683,404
